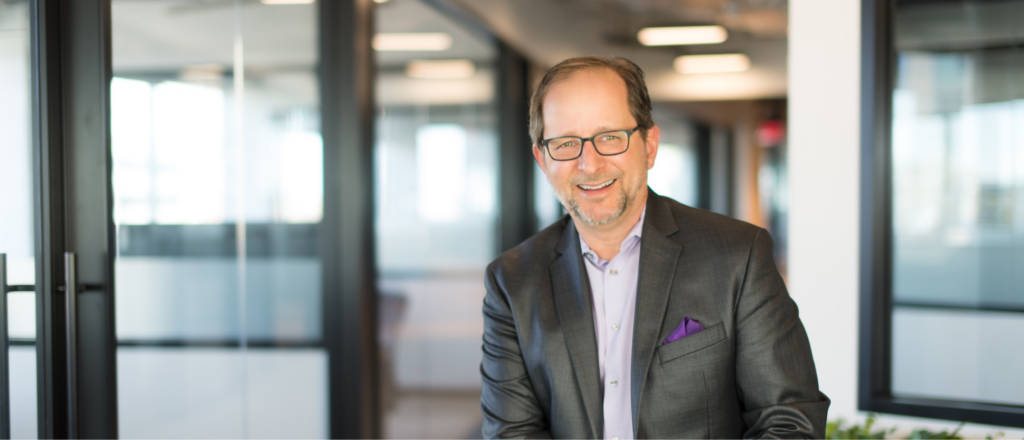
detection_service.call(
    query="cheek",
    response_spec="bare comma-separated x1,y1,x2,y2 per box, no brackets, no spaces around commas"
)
545,163,573,186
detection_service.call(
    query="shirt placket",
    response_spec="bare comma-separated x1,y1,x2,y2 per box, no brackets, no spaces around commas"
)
603,246,632,440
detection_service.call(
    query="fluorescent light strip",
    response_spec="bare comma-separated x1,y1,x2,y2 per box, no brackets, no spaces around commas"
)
373,33,452,51
260,0,315,4
638,26,727,46
406,59,475,79
674,54,750,74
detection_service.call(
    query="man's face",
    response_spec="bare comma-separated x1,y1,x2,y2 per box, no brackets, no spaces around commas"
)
533,68,659,227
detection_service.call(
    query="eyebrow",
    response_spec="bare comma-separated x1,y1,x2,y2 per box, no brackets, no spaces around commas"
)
548,125,631,138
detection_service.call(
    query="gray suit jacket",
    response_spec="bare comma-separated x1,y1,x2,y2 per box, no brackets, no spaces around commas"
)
480,190,829,439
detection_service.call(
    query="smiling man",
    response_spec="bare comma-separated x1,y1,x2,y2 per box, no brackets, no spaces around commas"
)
479,56,829,439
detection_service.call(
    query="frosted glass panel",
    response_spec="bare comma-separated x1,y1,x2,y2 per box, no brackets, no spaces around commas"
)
117,348,327,439
893,307,1024,406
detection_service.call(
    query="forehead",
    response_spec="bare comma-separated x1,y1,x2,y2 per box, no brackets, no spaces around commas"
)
542,68,633,137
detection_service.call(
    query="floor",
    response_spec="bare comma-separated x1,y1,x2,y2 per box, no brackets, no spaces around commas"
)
383,389,483,439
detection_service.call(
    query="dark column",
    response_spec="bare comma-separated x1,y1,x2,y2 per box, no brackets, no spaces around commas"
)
695,123,712,211
497,42,535,252
709,127,734,217
319,0,379,438
31,0,118,437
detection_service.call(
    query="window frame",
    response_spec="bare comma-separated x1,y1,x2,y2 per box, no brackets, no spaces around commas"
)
858,0,1024,428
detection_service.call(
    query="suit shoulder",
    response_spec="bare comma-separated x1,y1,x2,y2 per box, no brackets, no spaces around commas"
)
486,214,567,283
660,196,766,250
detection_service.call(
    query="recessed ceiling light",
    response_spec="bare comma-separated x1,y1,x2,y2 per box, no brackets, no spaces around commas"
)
373,33,452,51
373,0,389,3
638,26,728,46
260,0,315,5
406,59,475,79
674,54,750,74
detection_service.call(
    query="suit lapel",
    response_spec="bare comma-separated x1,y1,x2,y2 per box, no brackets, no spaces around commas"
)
630,191,683,436
550,220,603,439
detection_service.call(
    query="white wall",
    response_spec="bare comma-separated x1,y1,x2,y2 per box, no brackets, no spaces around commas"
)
787,1,1024,437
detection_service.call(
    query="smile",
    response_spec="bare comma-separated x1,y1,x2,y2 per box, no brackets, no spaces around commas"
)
578,179,615,191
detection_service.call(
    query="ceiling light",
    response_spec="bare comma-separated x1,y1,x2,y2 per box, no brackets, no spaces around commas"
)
373,0,389,3
260,0,315,4
406,59,475,79
373,33,452,51
674,54,750,74
638,26,728,46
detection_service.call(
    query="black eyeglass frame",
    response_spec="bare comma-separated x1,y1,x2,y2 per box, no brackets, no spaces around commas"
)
540,126,641,161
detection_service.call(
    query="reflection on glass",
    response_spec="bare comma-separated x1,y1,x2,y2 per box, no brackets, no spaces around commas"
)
0,1,38,437
375,0,497,437
111,1,325,437
890,0,1024,406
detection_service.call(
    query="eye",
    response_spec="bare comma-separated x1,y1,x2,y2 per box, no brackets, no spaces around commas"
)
555,140,577,149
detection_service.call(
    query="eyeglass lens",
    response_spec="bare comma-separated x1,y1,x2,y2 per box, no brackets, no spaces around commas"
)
547,130,630,160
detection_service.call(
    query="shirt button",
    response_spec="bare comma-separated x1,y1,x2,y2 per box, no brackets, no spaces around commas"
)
611,324,620,331
610,269,618,275
609,380,618,387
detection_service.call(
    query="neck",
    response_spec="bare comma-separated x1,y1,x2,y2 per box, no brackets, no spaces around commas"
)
573,187,649,261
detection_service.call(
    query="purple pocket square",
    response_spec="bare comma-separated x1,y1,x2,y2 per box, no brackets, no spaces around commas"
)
662,317,704,345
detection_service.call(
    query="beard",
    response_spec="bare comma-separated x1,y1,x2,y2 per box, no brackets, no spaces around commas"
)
553,171,644,226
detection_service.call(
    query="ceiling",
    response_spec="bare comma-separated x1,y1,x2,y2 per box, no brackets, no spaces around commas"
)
450,0,789,101
109,0,788,102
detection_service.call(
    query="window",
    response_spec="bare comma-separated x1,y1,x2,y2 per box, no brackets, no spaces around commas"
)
860,0,1024,427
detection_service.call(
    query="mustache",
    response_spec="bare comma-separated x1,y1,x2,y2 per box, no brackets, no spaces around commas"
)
570,171,623,186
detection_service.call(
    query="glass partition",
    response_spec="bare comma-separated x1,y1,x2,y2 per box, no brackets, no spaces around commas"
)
375,0,497,437
0,1,38,437
648,107,699,207
111,1,325,437
890,0,1024,407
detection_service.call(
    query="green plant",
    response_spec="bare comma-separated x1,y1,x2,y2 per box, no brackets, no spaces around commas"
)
905,422,964,439
825,414,1005,440
826,414,895,439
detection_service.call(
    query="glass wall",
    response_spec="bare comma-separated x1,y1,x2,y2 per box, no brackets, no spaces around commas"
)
648,107,699,207
890,0,1024,406
0,1,37,437
111,1,325,437
374,0,497,437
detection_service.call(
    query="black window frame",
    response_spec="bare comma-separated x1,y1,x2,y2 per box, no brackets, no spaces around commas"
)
858,0,1024,428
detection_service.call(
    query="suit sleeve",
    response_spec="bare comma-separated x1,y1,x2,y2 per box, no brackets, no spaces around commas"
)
734,229,830,439
479,263,552,439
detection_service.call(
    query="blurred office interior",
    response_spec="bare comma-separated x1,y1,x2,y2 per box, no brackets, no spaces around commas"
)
1,0,1023,438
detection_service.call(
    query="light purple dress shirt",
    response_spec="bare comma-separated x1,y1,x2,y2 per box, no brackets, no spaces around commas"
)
579,207,645,440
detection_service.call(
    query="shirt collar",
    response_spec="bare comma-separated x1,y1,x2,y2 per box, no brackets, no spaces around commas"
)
579,206,646,259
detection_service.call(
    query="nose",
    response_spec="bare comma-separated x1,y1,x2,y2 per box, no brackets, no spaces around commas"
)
576,138,607,173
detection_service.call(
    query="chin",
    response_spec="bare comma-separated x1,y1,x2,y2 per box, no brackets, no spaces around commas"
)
575,202,624,226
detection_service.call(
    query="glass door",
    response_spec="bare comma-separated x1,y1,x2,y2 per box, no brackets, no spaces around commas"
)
1,1,38,437
10,0,378,436
109,0,326,437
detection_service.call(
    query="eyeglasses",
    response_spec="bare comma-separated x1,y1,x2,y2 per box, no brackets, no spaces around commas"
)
540,126,640,161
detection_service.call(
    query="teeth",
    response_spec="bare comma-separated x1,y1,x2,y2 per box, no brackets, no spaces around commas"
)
579,179,615,190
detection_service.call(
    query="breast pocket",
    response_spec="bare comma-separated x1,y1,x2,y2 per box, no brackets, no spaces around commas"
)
656,322,726,364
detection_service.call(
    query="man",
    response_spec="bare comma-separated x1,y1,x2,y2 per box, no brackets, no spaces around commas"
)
479,56,829,439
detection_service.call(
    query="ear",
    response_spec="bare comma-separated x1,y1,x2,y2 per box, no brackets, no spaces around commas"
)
532,144,548,174
644,125,660,170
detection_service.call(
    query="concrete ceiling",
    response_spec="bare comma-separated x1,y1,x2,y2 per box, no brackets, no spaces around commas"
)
110,0,788,103
450,0,789,101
